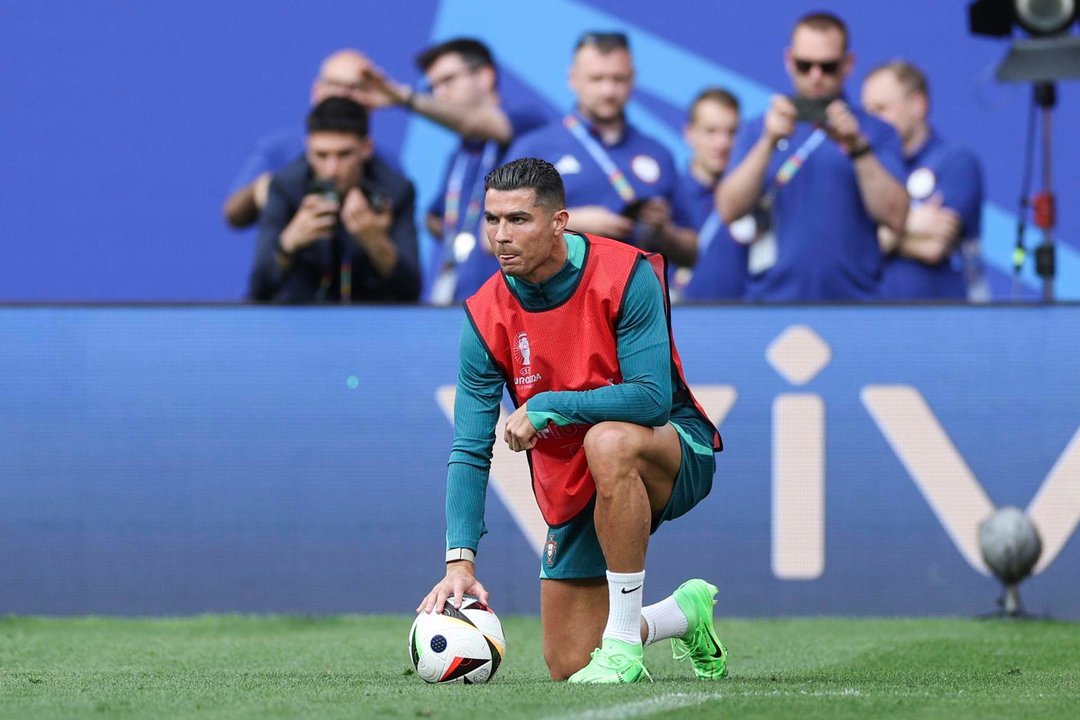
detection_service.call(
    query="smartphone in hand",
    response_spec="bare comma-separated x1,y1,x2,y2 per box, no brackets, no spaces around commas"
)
789,96,832,125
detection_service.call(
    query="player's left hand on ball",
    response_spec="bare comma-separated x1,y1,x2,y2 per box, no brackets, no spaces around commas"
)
503,404,538,452
418,564,489,614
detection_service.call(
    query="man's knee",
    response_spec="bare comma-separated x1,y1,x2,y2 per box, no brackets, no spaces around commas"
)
583,422,642,481
545,647,589,681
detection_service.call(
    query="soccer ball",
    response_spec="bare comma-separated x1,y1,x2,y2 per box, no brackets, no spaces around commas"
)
408,596,506,684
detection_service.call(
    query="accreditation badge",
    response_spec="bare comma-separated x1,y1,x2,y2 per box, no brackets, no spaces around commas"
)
631,154,661,184
729,214,758,245
748,229,777,275
907,167,936,202
452,232,477,264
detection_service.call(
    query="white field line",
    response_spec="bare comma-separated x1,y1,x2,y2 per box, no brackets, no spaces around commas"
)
545,688,866,720
545,693,713,720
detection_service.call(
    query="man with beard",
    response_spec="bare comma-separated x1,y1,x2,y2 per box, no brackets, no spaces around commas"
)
506,32,690,257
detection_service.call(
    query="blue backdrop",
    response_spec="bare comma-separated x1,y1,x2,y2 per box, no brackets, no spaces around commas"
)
2,305,1079,618
1,0,1078,301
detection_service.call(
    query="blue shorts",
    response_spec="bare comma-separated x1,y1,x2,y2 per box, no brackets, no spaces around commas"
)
538,421,717,580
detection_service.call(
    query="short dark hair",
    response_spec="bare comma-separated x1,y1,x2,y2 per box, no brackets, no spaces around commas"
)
688,87,740,123
416,38,495,74
574,30,630,54
867,59,930,100
306,97,369,138
793,11,850,52
485,158,566,210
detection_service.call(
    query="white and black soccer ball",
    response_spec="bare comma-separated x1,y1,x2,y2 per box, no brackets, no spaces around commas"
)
408,596,506,684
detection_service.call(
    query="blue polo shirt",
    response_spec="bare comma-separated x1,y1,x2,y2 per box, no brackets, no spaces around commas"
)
729,106,905,301
505,111,679,223
425,106,550,303
228,128,305,193
675,171,748,301
880,130,984,301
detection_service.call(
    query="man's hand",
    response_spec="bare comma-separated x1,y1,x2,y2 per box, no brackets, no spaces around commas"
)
278,194,339,255
341,187,393,249
763,95,797,145
252,172,273,211
504,403,538,452
908,196,960,239
566,205,635,239
636,197,672,231
903,195,962,263
824,99,864,153
359,65,412,109
418,561,489,614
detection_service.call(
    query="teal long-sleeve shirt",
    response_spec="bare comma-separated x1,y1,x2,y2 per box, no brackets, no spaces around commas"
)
445,233,712,553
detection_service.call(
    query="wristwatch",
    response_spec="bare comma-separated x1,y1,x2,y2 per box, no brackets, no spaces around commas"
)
848,140,872,159
445,548,476,563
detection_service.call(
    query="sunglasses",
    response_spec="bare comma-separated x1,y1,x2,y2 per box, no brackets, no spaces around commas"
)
576,31,630,52
793,58,843,75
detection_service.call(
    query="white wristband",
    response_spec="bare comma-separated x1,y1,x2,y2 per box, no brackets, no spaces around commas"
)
445,548,476,564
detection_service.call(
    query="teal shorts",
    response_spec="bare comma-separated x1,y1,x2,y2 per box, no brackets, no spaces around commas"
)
538,421,717,580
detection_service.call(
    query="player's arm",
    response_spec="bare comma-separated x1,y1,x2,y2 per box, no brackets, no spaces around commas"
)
519,260,673,433
421,319,503,613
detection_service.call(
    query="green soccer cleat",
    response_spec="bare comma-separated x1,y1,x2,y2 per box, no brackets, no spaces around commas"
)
671,579,729,680
567,637,652,684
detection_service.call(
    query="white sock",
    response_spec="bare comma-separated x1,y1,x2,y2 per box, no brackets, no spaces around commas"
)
641,595,689,646
602,570,645,645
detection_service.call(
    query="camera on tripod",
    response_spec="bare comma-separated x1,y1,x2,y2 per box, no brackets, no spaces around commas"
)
968,1,1079,301
969,0,1080,82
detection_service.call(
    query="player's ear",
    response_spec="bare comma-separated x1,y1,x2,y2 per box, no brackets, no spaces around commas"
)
357,136,374,162
841,51,855,80
552,208,569,234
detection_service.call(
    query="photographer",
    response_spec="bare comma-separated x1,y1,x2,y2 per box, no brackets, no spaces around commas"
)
248,97,420,303
223,49,380,231
717,12,909,301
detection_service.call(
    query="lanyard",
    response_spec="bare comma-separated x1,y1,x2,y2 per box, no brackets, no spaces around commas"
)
771,129,827,192
697,210,722,256
315,235,352,304
339,240,352,304
443,141,499,239
563,114,636,204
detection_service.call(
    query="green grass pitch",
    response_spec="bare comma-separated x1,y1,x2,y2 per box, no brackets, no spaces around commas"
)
2,615,1078,719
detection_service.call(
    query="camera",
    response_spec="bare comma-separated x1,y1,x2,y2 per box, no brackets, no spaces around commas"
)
621,197,648,219
360,178,390,214
789,95,833,125
307,177,390,213
306,177,340,205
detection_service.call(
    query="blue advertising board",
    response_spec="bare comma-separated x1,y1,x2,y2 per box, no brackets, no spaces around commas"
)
2,306,1078,618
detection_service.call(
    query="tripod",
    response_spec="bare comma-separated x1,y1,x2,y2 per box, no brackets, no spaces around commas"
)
1015,82,1058,302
